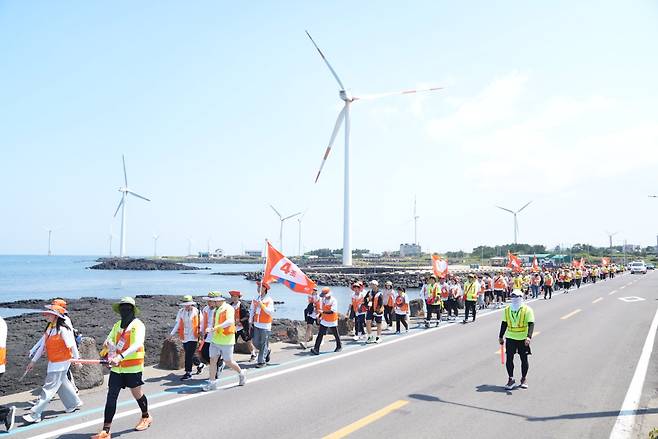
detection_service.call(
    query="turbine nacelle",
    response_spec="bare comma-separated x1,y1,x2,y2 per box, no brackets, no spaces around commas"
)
339,90,354,102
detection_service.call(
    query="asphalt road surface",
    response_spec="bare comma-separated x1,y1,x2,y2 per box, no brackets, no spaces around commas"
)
6,271,658,439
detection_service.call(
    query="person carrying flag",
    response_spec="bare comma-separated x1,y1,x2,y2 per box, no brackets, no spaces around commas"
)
250,281,274,368
310,287,342,355
499,290,535,390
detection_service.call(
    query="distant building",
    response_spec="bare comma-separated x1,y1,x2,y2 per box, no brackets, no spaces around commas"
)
490,256,507,267
198,248,223,258
244,250,262,258
400,243,421,257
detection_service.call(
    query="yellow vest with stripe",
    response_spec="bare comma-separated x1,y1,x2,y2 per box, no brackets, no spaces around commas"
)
504,305,533,340
108,319,145,374
464,281,478,301
211,303,236,346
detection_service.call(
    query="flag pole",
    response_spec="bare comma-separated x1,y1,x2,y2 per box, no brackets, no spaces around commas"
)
260,239,269,294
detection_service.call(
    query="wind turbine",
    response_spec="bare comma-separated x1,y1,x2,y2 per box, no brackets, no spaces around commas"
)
45,228,56,256
496,201,532,245
187,237,192,256
306,31,442,266
270,205,301,254
297,210,309,257
413,196,420,245
605,230,619,249
113,155,151,257
153,234,159,258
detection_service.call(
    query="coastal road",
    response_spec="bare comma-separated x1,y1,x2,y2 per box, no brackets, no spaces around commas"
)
7,272,658,439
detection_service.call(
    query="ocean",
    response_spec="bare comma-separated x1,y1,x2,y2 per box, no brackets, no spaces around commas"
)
0,255,421,319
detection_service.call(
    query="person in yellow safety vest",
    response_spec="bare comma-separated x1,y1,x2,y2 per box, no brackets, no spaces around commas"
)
462,274,479,324
543,272,554,299
169,295,203,381
394,286,409,333
512,274,523,291
563,269,573,293
424,275,442,328
22,305,82,424
199,292,223,379
91,297,151,439
590,266,598,284
310,287,342,355
250,281,274,368
499,290,535,390
202,294,246,391
574,268,583,289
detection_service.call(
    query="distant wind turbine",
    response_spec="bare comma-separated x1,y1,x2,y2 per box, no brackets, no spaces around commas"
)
270,205,301,254
113,155,150,257
605,230,619,249
45,227,58,256
496,201,532,244
413,196,420,245
306,30,442,266
297,209,309,257
153,234,159,258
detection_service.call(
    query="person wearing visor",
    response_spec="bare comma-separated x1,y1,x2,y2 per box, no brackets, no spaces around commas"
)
499,290,535,390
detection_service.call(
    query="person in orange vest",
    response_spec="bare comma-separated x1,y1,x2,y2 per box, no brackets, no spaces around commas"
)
393,287,409,333
229,290,256,360
382,280,396,330
348,281,367,341
169,295,203,381
543,271,554,299
310,287,342,355
250,281,274,368
493,273,508,309
91,297,151,438
424,275,442,328
23,305,82,424
365,280,384,343
0,316,16,431
202,294,246,391
301,288,321,349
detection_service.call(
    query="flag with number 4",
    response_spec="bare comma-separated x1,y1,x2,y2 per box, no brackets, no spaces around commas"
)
263,241,317,294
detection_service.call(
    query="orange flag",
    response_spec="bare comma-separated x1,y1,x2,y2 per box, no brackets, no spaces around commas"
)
262,241,317,294
507,252,523,273
601,257,610,267
531,256,539,273
432,253,449,278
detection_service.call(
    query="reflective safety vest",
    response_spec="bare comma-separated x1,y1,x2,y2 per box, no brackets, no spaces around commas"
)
513,278,523,290
494,276,506,290
45,331,72,363
352,294,365,314
252,297,273,325
394,295,409,314
212,304,236,345
177,311,200,341
110,320,145,373
427,284,440,305
385,290,395,307
504,305,531,340
321,298,338,324
371,292,384,314
544,275,553,286
0,347,5,371
440,284,449,300
464,282,478,301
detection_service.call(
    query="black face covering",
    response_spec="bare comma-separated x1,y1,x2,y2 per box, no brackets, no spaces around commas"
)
119,304,135,328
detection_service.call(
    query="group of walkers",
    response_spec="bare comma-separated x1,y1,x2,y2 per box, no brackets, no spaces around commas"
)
0,260,625,436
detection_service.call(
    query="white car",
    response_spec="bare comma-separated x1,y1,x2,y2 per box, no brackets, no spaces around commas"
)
630,261,647,274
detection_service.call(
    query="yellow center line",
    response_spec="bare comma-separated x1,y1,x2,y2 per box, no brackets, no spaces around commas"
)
323,400,409,439
592,297,603,304
495,331,540,354
609,290,617,295
561,309,582,320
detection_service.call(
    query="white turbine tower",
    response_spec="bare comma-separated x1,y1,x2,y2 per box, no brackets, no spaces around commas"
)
46,228,55,256
113,155,151,257
496,201,532,245
306,31,442,266
153,234,159,258
413,196,420,245
297,210,309,257
270,205,301,254
605,230,619,249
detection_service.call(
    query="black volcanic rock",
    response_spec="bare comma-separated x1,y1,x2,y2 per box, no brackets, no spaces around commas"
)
89,258,205,271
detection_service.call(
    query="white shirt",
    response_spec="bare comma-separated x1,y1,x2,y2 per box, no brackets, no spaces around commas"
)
320,296,338,327
32,325,79,373
250,295,274,330
200,305,215,342
0,317,6,374
170,307,200,342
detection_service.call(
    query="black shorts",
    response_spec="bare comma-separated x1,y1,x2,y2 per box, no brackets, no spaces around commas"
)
235,328,252,342
108,371,144,389
494,290,505,298
304,315,319,325
505,338,532,356
366,311,382,324
485,291,494,300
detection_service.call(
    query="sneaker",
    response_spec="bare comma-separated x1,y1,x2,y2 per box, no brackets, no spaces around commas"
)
299,342,307,350
238,372,246,386
90,431,111,439
374,337,381,344
462,320,467,324
505,378,516,390
310,348,320,356
249,353,256,362
202,381,218,392
395,331,400,334
424,322,430,329
265,350,271,363
365,336,374,344
216,363,225,379
196,363,205,375
255,363,266,368
334,347,342,353
5,406,15,431
65,402,83,413
352,336,359,341
520,378,528,389
180,372,192,381
435,322,440,327
22,413,40,424
135,415,153,431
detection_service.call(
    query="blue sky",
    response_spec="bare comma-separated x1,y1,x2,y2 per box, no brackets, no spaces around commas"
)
1,1,657,256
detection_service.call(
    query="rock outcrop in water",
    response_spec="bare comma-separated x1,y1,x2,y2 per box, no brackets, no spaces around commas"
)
89,258,204,271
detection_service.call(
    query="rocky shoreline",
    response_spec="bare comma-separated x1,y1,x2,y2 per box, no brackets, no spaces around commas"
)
89,258,206,271
0,295,300,395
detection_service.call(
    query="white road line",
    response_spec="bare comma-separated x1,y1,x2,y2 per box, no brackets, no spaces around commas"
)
609,306,658,439
592,297,603,304
609,290,618,295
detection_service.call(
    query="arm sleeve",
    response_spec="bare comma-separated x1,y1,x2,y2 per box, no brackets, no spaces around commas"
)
63,328,79,359
170,311,181,336
261,298,274,315
119,322,145,357
249,302,255,323
527,322,534,338
29,335,45,358
31,333,47,362
217,308,235,328
499,321,507,339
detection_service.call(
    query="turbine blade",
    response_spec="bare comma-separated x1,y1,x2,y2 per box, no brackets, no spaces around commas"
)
305,31,345,90
283,212,302,221
516,201,532,213
315,105,346,183
353,86,443,101
496,206,514,214
127,190,151,202
122,155,128,187
270,205,282,218
113,198,124,217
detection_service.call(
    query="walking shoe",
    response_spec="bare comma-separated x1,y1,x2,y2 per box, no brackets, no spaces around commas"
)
299,342,307,350
202,381,218,392
424,322,430,329
352,335,359,341
374,337,381,344
505,378,516,390
265,350,271,363
395,331,400,334
5,406,15,431
22,413,41,424
238,372,246,386
310,348,320,355
435,322,440,327
135,414,153,431
462,319,468,324
255,362,266,368
65,402,84,413
196,363,205,375
249,352,257,361
180,372,192,381
90,431,111,439
519,378,528,389
334,347,342,352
